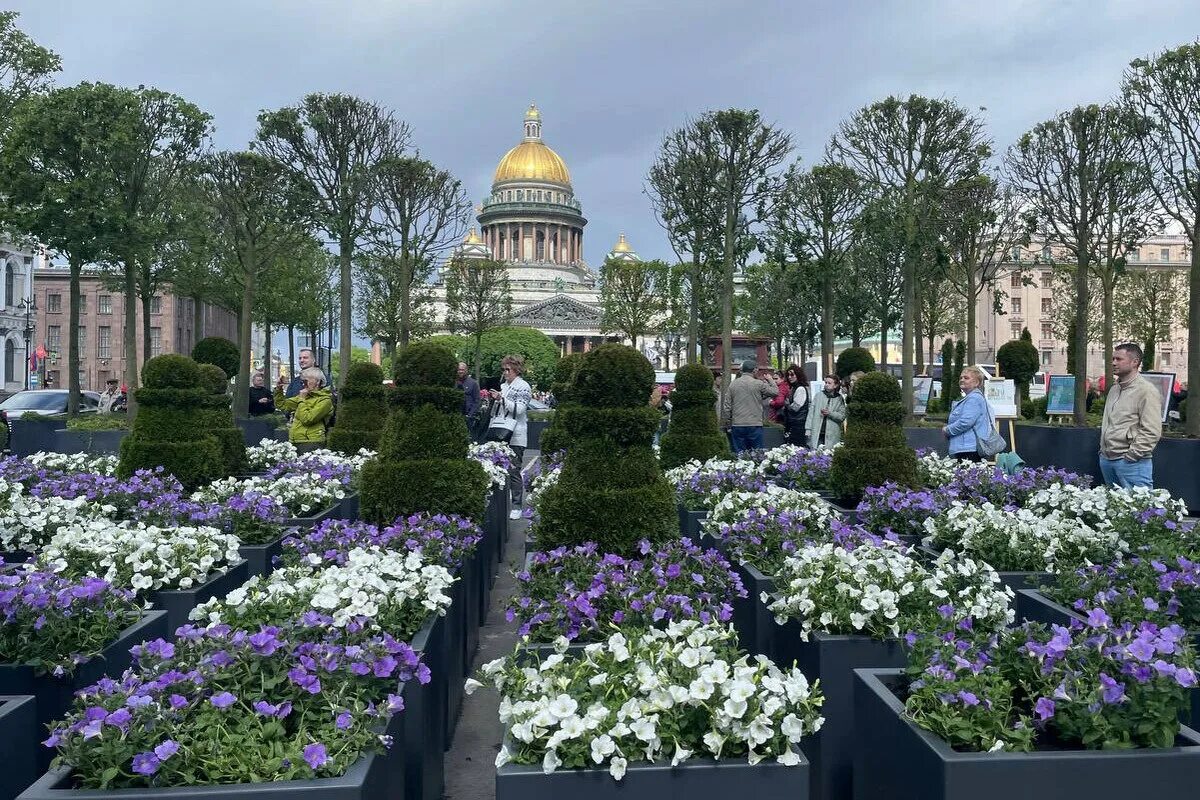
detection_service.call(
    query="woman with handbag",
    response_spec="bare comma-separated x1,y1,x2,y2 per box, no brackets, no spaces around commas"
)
483,354,532,519
942,365,1003,462
781,364,810,447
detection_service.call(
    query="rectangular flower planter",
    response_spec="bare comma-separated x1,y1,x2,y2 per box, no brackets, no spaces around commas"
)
677,505,708,542
279,503,342,532
853,667,1200,800
0,611,168,771
442,572,468,751
0,695,38,800
51,429,128,455
771,619,907,800
918,546,1052,594
404,612,447,800
496,744,809,800
336,492,360,521
237,533,288,579
821,497,859,522
730,562,776,657
147,561,249,637
22,685,411,800
1,550,33,565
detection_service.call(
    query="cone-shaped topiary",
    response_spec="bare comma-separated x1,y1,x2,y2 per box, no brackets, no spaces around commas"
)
118,354,225,489
660,363,729,469
194,364,248,476
360,342,489,523
534,344,676,554
328,361,389,454
537,352,586,457
829,370,917,501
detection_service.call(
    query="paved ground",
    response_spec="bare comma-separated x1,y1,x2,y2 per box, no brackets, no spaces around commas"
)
443,455,533,800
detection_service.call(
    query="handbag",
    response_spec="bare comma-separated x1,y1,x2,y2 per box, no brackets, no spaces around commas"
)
972,393,1008,459
485,394,517,444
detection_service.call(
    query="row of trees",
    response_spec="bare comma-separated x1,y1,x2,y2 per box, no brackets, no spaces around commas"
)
635,41,1200,430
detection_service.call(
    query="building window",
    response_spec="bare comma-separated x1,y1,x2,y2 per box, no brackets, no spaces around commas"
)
1011,297,1022,314
47,325,61,355
1041,297,1052,314
1041,245,1051,261
3,265,12,308
47,293,61,313
516,190,524,201
1010,273,1021,288
76,326,86,358
1010,246,1021,261
1011,322,1022,338
1161,247,1171,262
1042,349,1053,365
150,327,162,357
1162,352,1172,366
76,294,87,314
98,326,111,360
1041,323,1052,339
99,295,112,315
1128,249,1140,262
1041,271,1052,286
4,339,14,379
150,295,162,315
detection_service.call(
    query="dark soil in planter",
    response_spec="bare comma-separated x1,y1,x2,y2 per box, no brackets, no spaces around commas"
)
0,694,38,800
854,668,1200,800
147,561,249,636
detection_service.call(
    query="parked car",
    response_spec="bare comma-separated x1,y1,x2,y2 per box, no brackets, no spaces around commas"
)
0,389,102,417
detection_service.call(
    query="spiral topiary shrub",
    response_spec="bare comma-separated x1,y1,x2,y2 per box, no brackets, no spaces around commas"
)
118,354,225,489
191,336,241,380
328,361,388,454
534,344,676,554
829,370,916,501
660,363,729,469
360,342,489,523
835,346,876,379
537,352,586,457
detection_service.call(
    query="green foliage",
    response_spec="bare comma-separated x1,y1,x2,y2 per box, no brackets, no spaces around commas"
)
554,353,587,386
66,415,129,431
390,385,464,415
997,333,1040,402
660,381,728,470
344,361,384,387
141,354,202,390
539,353,588,457
950,340,966,402
393,341,457,387
360,459,489,523
191,337,240,380
467,326,558,391
835,346,876,378
673,362,715,392
194,394,247,476
940,339,955,402
830,368,916,500
119,435,223,490
198,364,230,395
327,364,388,454
572,344,654,409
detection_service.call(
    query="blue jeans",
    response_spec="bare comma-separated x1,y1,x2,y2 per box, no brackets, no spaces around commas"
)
730,426,763,453
1098,455,1153,489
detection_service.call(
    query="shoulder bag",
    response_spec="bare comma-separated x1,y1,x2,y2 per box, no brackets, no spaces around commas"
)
973,392,1008,459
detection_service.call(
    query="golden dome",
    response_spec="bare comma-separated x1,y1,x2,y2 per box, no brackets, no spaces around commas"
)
493,141,571,185
524,103,541,121
463,227,484,245
612,232,632,252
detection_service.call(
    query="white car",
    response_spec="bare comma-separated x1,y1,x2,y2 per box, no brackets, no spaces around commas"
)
0,389,102,417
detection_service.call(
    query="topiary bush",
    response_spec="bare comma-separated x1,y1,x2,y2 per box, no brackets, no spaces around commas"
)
660,363,729,469
194,364,247,476
537,353,587,457
997,330,1040,403
328,361,388,454
198,363,230,395
191,336,241,380
534,344,676,554
829,370,916,501
835,346,876,379
360,342,489,523
118,354,225,489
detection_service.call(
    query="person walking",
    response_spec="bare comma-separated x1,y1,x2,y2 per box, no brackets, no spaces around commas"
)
457,361,480,418
98,378,121,413
274,366,333,445
1099,343,1162,488
483,354,532,519
807,374,847,448
942,365,992,462
248,371,276,416
721,359,779,453
781,364,811,447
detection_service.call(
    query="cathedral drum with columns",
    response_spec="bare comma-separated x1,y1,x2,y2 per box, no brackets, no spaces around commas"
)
434,104,638,356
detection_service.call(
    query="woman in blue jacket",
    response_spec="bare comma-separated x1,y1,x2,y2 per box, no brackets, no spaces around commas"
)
942,366,992,462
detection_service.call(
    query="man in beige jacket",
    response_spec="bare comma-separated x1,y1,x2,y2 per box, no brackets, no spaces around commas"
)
721,359,778,453
1099,342,1162,488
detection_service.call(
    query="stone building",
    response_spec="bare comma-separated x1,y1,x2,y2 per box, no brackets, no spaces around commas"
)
0,243,38,393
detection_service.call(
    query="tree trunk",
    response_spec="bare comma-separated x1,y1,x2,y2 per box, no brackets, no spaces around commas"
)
123,259,140,417
287,325,296,383
339,237,353,389
1143,337,1156,371
901,212,916,420
400,255,412,348
262,322,272,386
1187,222,1200,437
720,197,736,400
233,257,255,421
821,270,834,378
193,294,205,342
880,322,889,369
1102,275,1115,393
67,258,82,420
141,290,152,368
965,268,977,363
914,304,926,375
473,330,483,380
1073,254,1090,427
385,339,397,381
688,245,702,365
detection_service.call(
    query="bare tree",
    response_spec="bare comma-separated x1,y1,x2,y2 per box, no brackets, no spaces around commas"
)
444,258,513,379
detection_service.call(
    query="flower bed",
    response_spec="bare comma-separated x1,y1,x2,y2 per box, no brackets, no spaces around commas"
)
665,458,765,513
704,486,833,540
469,441,516,491
752,444,834,492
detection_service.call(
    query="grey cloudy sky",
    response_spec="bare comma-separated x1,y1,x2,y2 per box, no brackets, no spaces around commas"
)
11,0,1200,265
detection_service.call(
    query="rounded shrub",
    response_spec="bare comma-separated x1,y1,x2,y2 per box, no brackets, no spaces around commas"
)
533,345,676,554
829,368,915,501
553,353,587,387
538,352,588,457
141,354,202,390
659,370,728,470
191,336,240,379
198,364,229,395
345,361,384,387
328,361,388,455
572,344,654,409
835,347,876,379
394,342,457,387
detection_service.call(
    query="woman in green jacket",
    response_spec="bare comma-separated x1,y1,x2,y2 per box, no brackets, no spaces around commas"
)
274,367,333,444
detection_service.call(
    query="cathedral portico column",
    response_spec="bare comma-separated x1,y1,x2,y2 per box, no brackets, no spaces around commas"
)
565,336,573,355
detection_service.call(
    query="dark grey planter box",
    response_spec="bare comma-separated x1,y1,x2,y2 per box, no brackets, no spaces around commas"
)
854,667,1200,800
676,504,709,541
496,743,809,800
236,417,284,447
6,418,59,457
51,429,128,455
772,620,907,800
1,550,33,565
442,572,469,751
404,612,447,800
0,695,37,800
0,611,168,771
525,419,548,451
904,426,948,455
237,533,288,578
283,503,341,530
730,562,776,657
762,426,785,449
336,493,360,521
147,561,249,637
22,685,410,800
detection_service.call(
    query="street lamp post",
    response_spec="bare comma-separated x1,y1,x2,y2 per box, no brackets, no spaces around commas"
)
19,297,35,391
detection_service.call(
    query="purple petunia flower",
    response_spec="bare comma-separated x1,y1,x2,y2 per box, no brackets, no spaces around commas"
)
209,691,237,709
303,742,329,770
131,752,161,776
1034,697,1055,722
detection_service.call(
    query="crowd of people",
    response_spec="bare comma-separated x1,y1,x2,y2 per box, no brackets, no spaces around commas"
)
717,359,855,453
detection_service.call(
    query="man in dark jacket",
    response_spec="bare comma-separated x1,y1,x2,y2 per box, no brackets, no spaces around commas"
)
285,348,327,398
249,371,276,416
457,361,480,418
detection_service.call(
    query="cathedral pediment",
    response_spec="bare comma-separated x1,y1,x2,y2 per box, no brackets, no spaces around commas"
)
512,293,601,329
